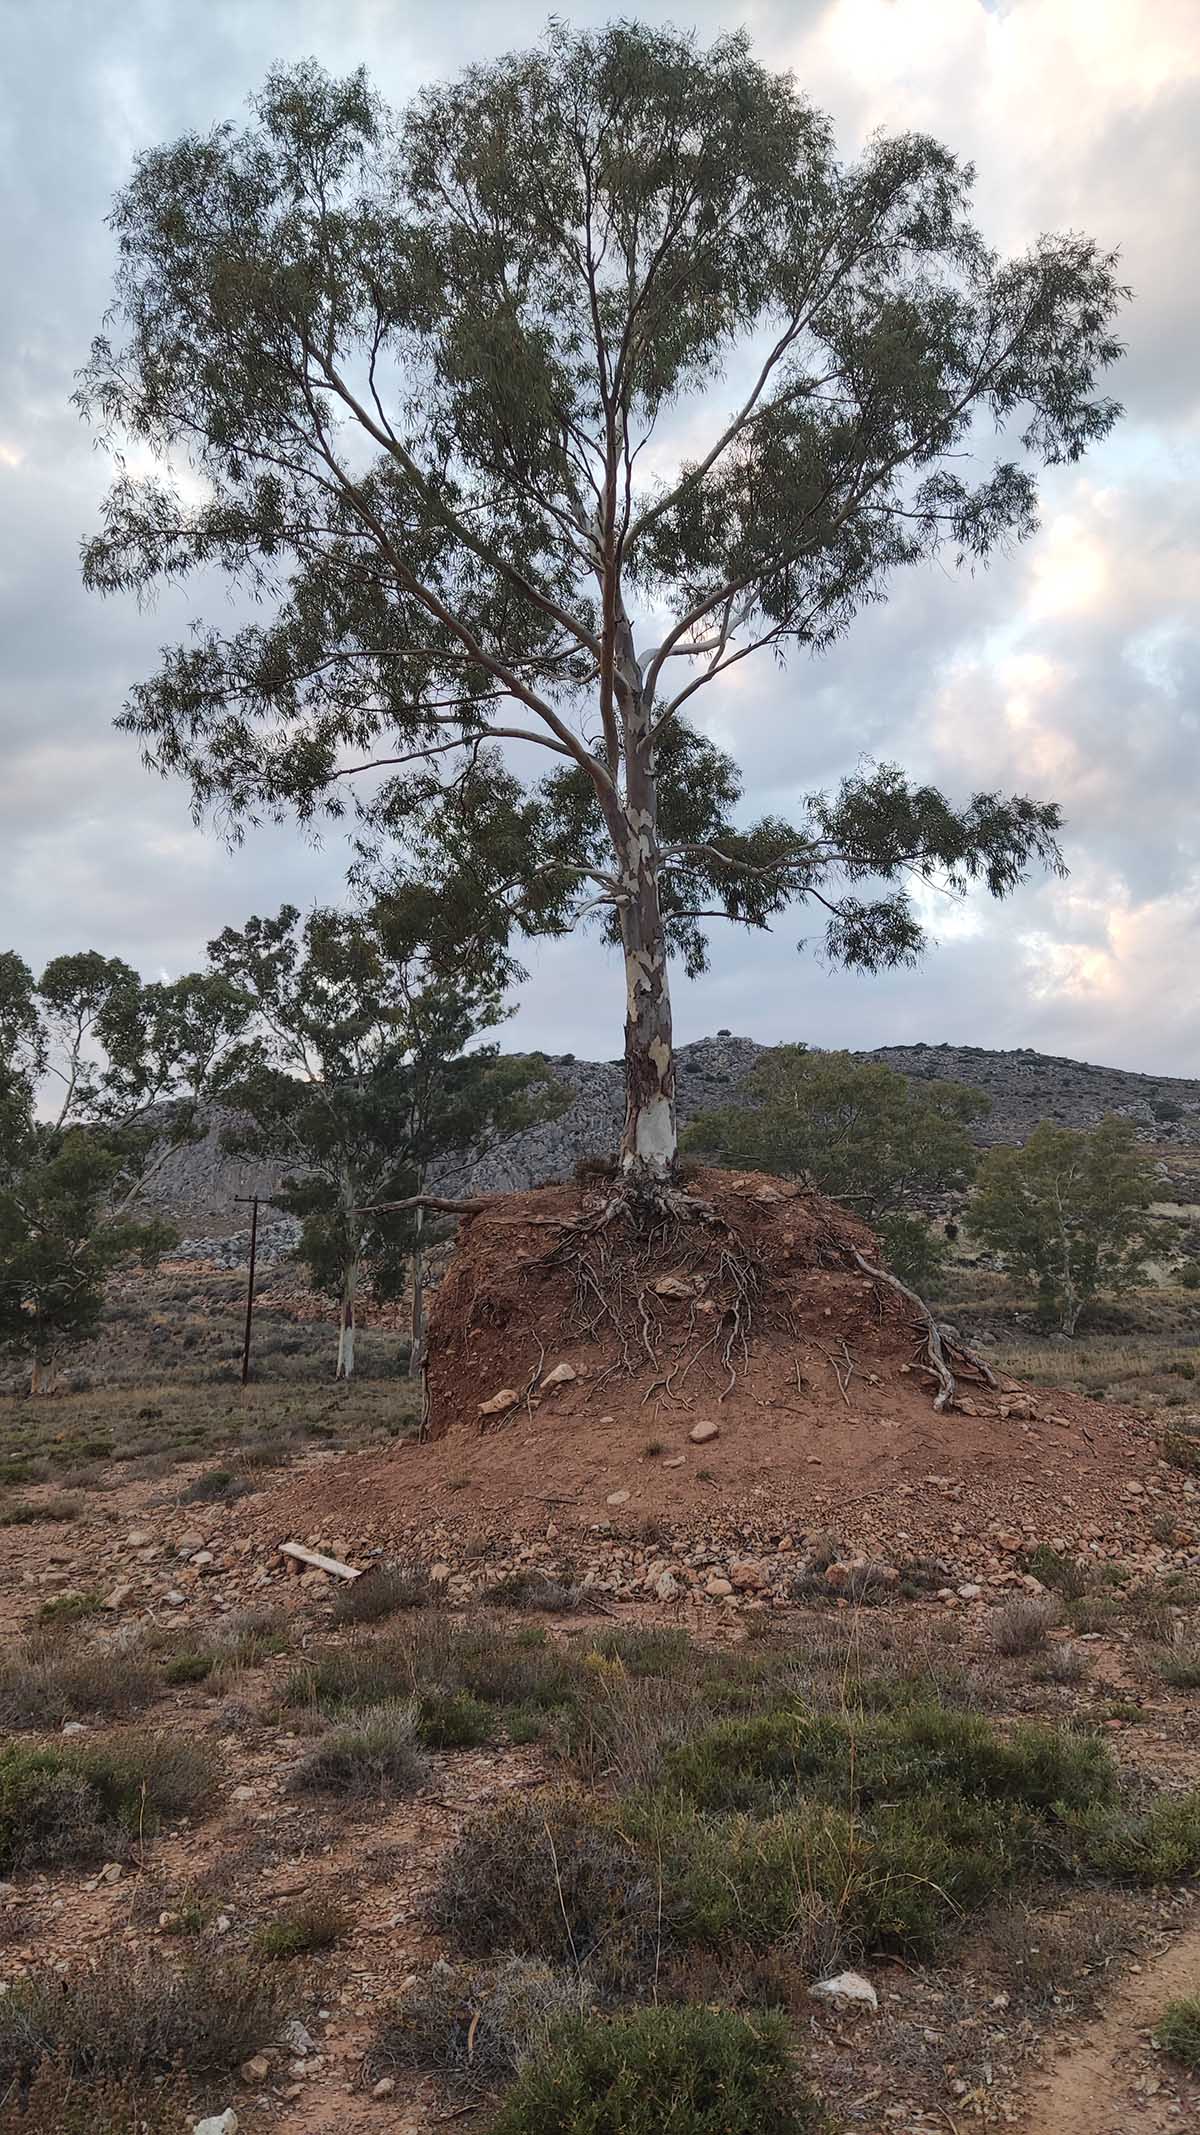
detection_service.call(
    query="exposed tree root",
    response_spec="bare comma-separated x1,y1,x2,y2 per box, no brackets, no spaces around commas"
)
847,1246,999,1412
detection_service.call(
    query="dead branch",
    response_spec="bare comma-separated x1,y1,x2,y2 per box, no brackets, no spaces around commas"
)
358,1194,496,1217
848,1248,957,1410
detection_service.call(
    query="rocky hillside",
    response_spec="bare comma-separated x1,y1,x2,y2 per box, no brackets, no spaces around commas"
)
142,1035,1200,1258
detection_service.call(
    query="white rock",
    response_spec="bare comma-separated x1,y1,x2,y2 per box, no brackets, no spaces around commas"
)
283,2018,318,2056
810,1970,878,2012
606,1490,630,1507
478,1388,518,1417
542,1362,577,1387
661,1454,686,1468
193,2114,239,2135
957,1583,983,1601
689,1419,719,1444
655,1571,680,1602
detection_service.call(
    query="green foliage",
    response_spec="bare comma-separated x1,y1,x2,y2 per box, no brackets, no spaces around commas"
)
417,1689,495,1750
255,1896,347,1959
970,1116,1164,1334
683,1047,984,1218
0,951,248,1381
878,1211,951,1291
0,1732,219,1872
289,1700,429,1798
1075,1789,1200,1883
488,2004,823,2135
80,25,1124,1105
1155,1998,1200,2071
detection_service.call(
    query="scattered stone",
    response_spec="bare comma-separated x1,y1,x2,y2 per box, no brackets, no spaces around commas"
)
126,1530,152,1548
163,1590,187,1606
240,2056,271,2085
478,1389,519,1417
177,1532,206,1555
282,2020,318,2057
654,1272,704,1300
655,1570,680,1601
689,1419,719,1445
810,1970,878,2012
61,1721,85,1737
193,2114,239,2135
957,1583,983,1601
371,2078,396,2099
542,1362,577,1387
661,1454,686,1468
606,1490,630,1508
705,1577,733,1599
102,1583,134,1611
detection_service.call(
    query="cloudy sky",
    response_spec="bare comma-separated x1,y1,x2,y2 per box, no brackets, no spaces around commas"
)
2,0,1197,1074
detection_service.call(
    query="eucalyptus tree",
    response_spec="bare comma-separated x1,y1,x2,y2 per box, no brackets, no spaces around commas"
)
0,951,249,1389
80,23,1126,1189
208,898,551,1377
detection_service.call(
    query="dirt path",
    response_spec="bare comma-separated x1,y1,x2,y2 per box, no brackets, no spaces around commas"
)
1020,1906,1200,2134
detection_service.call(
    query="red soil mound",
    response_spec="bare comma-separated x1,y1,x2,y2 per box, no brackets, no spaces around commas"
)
244,1172,1185,1570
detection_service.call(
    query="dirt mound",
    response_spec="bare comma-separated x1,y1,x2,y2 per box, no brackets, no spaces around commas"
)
242,1171,1184,1570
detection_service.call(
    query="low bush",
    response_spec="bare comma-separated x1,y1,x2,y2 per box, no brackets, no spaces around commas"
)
983,1893,1134,2014
1076,1789,1200,1883
487,1571,587,1613
1153,1644,1200,1690
418,1689,494,1749
363,1958,591,2094
1162,1424,1200,1475
991,1596,1058,1657
488,2004,823,2135
0,1635,158,1728
289,1701,429,1800
36,1591,103,1630
181,1467,251,1503
0,1498,80,1526
1033,1641,1090,1685
0,2064,190,2135
0,1948,280,2088
331,1559,438,1625
1155,1997,1200,2071
256,1895,348,1959
1022,1546,1094,1601
431,1791,661,1992
0,1731,219,1873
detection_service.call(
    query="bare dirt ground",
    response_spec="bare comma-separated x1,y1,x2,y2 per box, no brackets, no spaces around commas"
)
1,1187,1198,2134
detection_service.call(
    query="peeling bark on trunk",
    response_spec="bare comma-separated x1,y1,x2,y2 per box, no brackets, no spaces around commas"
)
335,1257,358,1380
408,1206,425,1379
613,615,677,1182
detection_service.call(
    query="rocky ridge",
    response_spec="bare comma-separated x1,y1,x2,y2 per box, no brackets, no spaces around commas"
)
151,1035,1200,1255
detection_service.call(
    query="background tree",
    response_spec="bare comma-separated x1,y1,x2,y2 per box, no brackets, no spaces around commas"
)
969,1116,1164,1335
0,953,246,1390
683,1043,985,1284
209,899,555,1378
80,23,1126,1186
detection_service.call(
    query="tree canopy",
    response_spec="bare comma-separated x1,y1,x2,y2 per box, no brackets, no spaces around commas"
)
969,1116,1164,1334
80,22,1127,1177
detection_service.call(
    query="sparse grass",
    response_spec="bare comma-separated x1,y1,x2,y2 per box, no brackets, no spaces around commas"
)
330,1558,438,1624
363,1958,592,2095
255,1895,348,1959
0,1948,280,2089
1155,1997,1200,2071
983,1893,1135,2013
289,1701,429,1800
180,1465,251,1503
0,1497,81,1525
157,1606,289,1690
1163,1422,1200,1475
0,1634,159,1729
488,2004,823,2135
1023,1546,1094,1601
1033,1640,1091,1685
0,1731,220,1873
1153,1644,1200,1689
991,1595,1057,1656
284,1618,582,1735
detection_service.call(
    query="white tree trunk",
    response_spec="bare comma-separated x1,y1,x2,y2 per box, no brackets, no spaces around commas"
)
613,622,677,1181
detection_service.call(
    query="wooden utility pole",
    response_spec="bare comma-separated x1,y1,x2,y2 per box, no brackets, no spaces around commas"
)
234,1192,260,1386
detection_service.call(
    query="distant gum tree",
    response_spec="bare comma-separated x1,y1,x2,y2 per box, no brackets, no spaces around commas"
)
0,949,249,1390
79,23,1127,1192
969,1115,1164,1334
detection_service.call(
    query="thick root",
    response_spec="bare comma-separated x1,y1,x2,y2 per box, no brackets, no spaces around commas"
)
848,1246,998,1412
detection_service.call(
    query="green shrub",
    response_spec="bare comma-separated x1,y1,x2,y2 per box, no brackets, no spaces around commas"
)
418,1689,495,1749
285,1619,580,1724
431,1791,660,1992
364,1958,592,2093
1022,1546,1094,1600
0,1949,280,2088
256,1896,347,1959
289,1701,429,1799
163,1649,215,1685
1077,1790,1200,1883
1155,1997,1200,2070
0,1732,218,1873
331,1559,438,1624
661,1703,1114,1820
181,1467,250,1503
488,2005,822,2135
36,1591,103,1630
